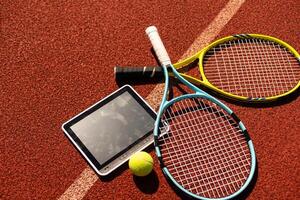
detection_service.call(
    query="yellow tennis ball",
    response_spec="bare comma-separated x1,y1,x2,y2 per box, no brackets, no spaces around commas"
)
129,151,153,177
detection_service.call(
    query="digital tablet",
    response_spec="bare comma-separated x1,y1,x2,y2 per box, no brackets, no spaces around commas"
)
62,85,156,176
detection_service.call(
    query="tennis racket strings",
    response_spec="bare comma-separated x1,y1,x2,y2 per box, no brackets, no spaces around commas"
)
203,37,300,99
158,97,252,198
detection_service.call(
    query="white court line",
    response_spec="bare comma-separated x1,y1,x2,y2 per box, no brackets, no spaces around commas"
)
58,0,246,199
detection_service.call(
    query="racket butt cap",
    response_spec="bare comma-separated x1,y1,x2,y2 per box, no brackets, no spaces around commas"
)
145,26,157,35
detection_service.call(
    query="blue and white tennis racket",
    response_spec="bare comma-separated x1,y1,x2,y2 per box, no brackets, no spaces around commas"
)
146,26,256,199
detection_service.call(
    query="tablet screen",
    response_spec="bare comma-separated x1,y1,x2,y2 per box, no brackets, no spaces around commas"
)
70,91,155,165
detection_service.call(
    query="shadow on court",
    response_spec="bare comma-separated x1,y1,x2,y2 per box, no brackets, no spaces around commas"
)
133,170,159,194
99,145,157,182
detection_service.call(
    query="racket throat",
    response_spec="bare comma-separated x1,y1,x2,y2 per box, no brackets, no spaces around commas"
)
165,64,173,72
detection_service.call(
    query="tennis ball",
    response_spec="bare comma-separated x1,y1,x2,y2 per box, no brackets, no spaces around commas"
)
129,151,153,177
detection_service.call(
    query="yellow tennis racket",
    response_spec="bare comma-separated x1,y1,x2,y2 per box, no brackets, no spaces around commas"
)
115,34,300,102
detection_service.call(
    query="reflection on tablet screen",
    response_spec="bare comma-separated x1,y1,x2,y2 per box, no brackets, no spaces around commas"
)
70,91,155,165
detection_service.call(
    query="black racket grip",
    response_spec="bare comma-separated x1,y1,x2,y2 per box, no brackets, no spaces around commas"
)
114,66,163,79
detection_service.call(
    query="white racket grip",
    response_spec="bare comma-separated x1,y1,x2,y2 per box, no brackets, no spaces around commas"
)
145,26,172,66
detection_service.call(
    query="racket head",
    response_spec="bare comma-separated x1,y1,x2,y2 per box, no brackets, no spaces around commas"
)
192,34,300,102
154,93,256,199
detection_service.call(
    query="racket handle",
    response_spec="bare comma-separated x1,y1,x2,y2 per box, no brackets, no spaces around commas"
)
145,26,172,66
114,66,163,79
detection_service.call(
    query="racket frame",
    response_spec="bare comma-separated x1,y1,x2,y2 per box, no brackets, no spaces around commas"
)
155,64,256,200
148,27,257,199
176,34,300,102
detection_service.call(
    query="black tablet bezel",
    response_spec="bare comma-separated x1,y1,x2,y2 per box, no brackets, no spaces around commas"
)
62,85,156,173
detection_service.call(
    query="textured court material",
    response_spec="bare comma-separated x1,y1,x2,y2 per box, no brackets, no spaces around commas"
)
1,0,299,199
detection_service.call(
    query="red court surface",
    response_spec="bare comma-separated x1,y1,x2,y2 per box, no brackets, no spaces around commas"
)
1,0,299,199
